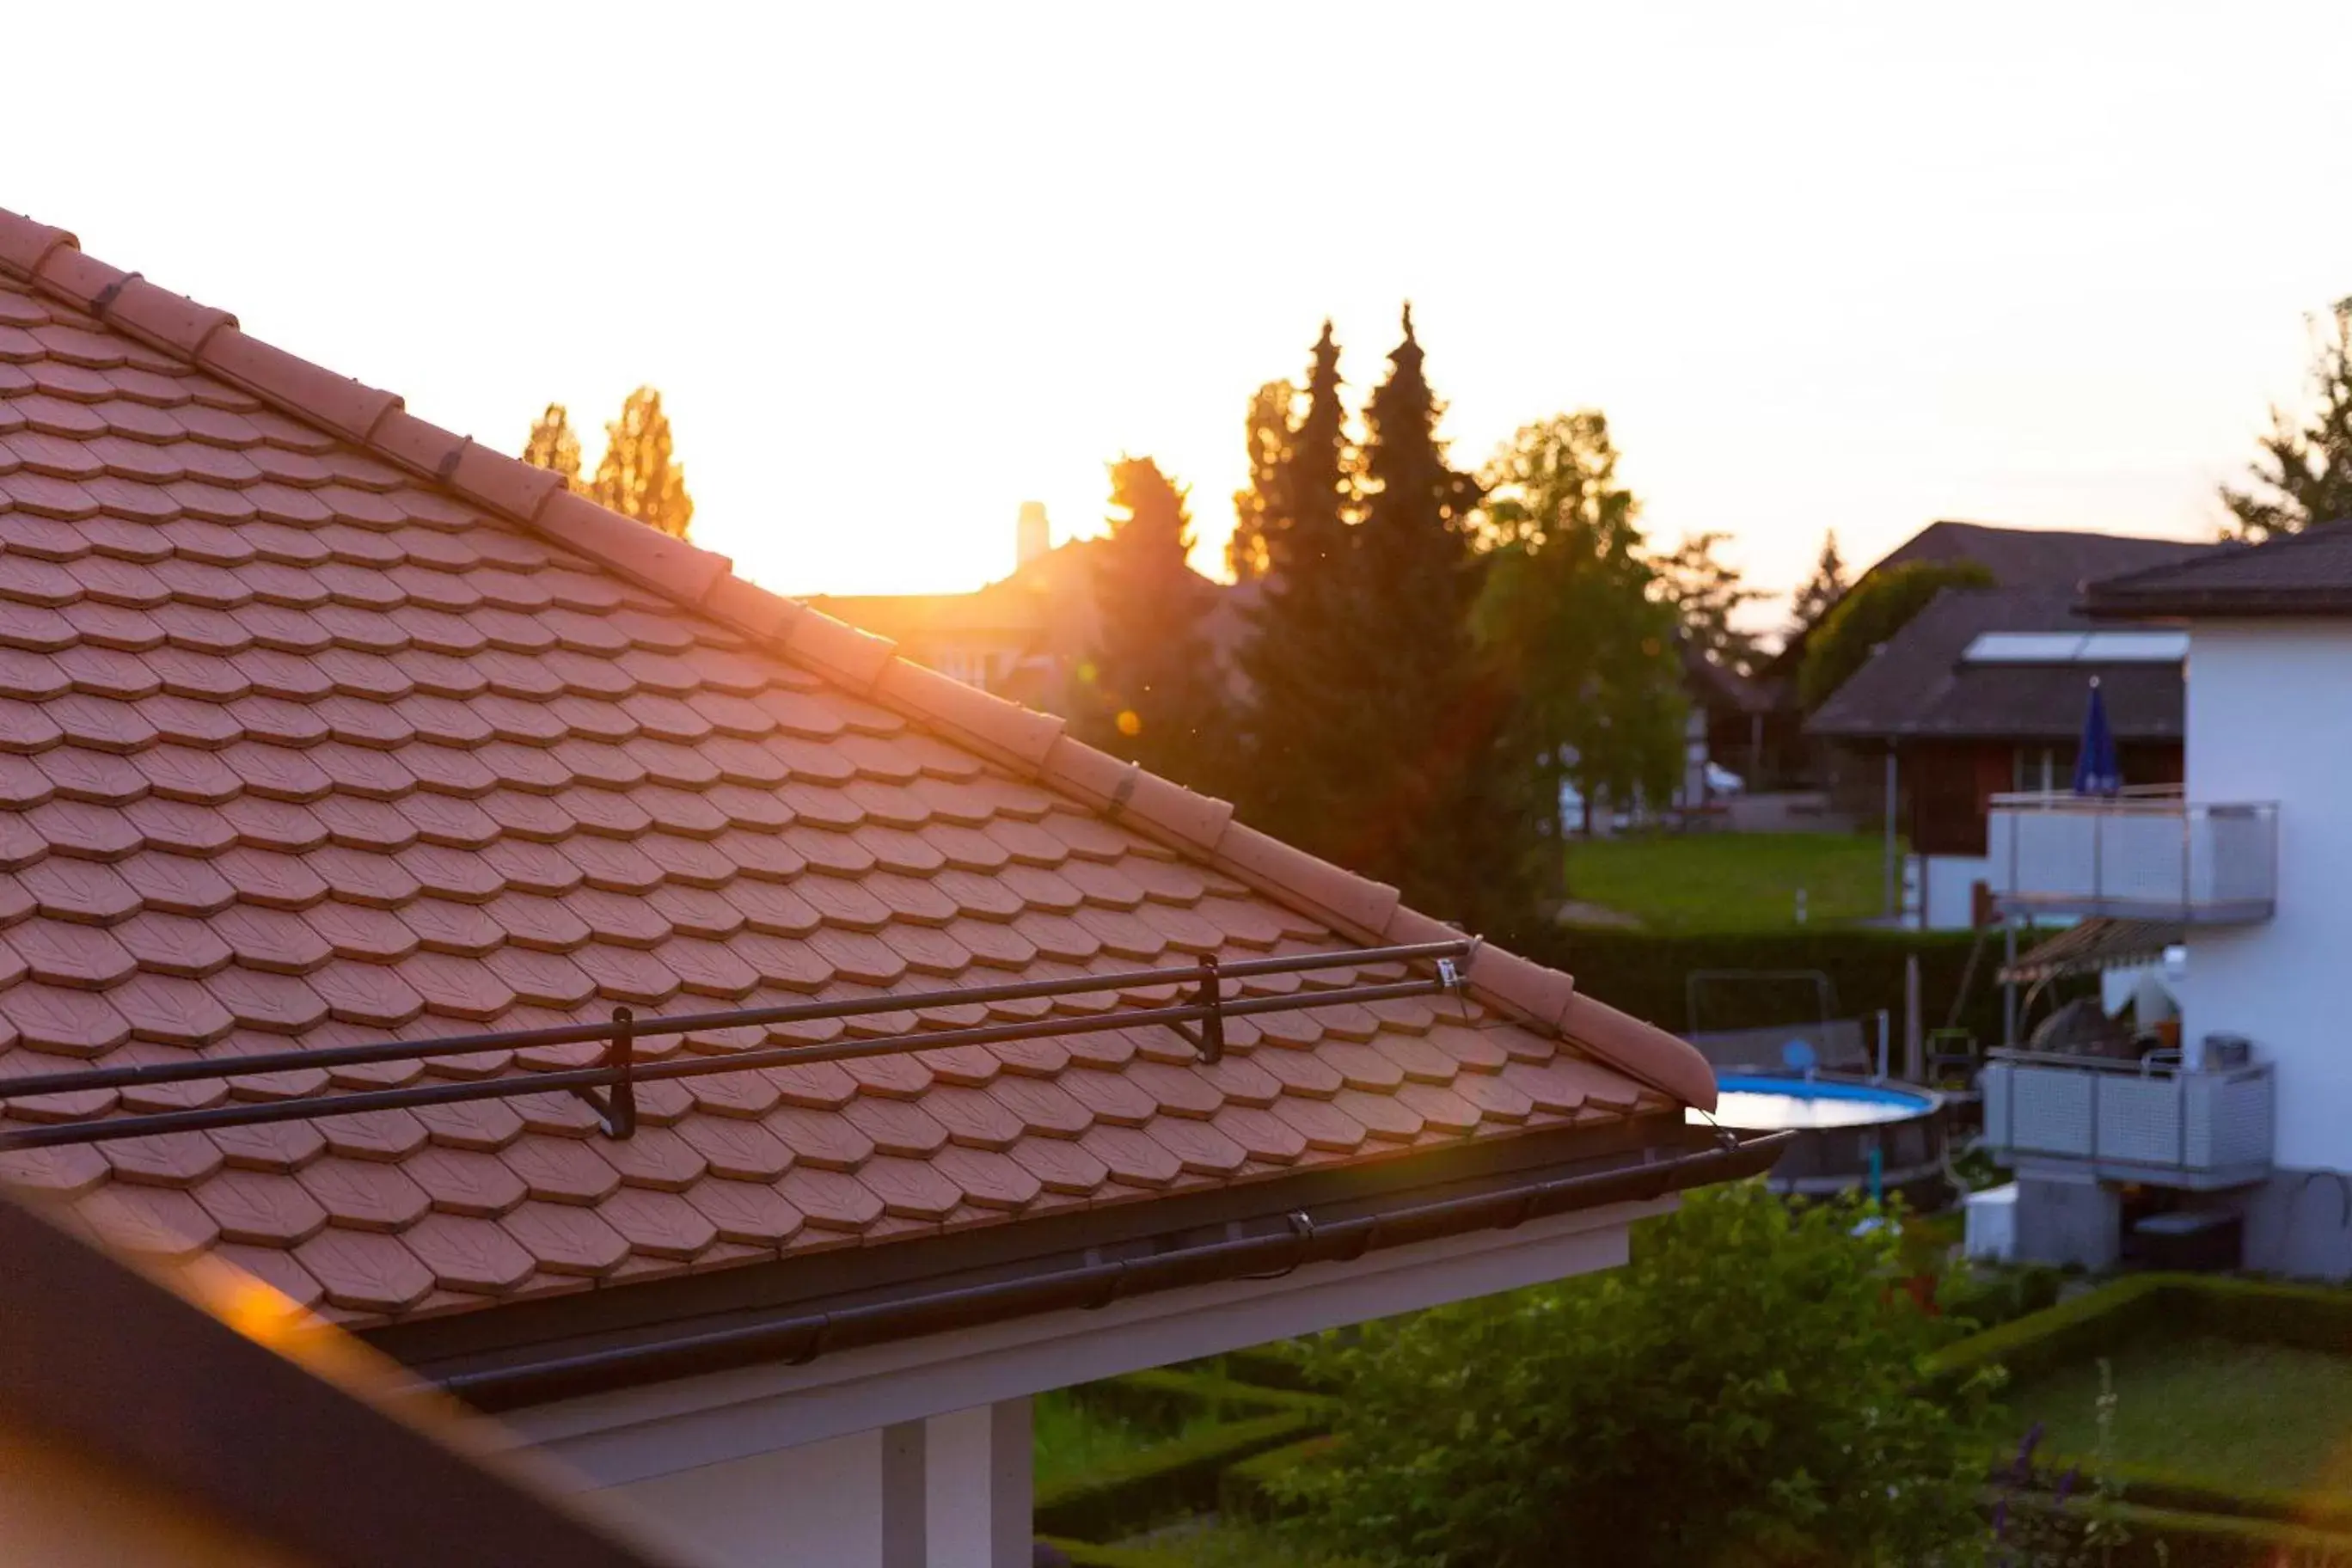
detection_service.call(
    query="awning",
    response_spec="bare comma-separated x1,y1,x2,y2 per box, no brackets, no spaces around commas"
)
1999,917,2184,985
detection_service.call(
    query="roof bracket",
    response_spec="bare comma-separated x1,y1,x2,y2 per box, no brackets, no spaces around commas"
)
1167,953,1225,1064
567,1008,638,1140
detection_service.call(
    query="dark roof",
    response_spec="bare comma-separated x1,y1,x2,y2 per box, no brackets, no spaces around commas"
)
1766,520,2205,683
2084,521,2352,618
1804,587,2181,742
1872,520,2206,591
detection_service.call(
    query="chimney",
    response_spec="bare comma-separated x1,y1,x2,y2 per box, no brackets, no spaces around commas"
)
1016,500,1051,567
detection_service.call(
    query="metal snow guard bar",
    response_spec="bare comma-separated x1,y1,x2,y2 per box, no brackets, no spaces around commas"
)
0,939,1477,1152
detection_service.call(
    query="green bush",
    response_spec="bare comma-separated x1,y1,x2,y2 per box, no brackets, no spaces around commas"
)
1277,1182,1999,1567
1937,1262,2067,1335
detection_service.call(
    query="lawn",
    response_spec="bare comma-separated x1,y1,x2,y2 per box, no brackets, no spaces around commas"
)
2006,1335,2352,1493
1561,831,1892,933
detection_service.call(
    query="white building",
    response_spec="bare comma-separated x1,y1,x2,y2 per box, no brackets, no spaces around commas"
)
1980,525,2352,1274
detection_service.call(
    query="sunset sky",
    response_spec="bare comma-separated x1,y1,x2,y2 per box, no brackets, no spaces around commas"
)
13,3,2352,621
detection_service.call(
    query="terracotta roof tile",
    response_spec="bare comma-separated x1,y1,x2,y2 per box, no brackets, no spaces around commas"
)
0,222,1714,1326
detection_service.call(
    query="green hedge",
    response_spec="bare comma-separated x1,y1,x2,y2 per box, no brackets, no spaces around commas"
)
1498,924,2007,1044
1033,1409,1323,1542
1926,1272,2173,1391
2175,1271,2352,1352
1931,1271,2352,1394
1036,1539,1194,1568
1067,1366,1333,1432
1938,1272,2352,1555
1218,1433,1335,1523
2006,1499,2352,1568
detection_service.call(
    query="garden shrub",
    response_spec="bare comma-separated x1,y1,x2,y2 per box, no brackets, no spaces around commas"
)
1276,1181,1998,1567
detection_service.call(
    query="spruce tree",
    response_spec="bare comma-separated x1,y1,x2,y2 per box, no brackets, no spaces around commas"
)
1789,529,1848,634
1344,305,1523,925
521,403,585,492
591,387,695,538
1074,456,1230,792
2223,298,2352,539
1234,323,1359,857
1228,379,1295,583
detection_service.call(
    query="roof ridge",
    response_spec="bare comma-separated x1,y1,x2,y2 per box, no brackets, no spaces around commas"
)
2092,518,2352,596
0,208,1712,1111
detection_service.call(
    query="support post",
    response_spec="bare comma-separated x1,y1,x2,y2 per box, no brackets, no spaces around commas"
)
2001,918,2019,1047
1883,745,1899,921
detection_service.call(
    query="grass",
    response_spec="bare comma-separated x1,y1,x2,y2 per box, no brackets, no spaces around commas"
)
1033,1390,1236,1494
2007,1335,2352,1493
1561,830,1892,933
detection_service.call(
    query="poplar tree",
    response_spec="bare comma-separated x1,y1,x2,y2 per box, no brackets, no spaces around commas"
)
591,386,695,538
520,403,585,492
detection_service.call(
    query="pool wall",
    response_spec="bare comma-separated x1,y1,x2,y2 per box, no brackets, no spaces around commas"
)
1706,1072,1951,1200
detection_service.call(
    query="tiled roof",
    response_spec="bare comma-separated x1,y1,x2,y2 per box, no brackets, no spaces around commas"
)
0,210,1712,1327
2084,520,2352,616
1871,520,2206,592
1807,588,2182,741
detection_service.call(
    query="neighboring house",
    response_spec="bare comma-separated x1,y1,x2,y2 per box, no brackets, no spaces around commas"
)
809,517,1241,719
1978,523,2352,1275
1767,519,2205,794
0,212,1764,1567
1680,636,1771,804
0,1185,677,1568
1806,588,2185,928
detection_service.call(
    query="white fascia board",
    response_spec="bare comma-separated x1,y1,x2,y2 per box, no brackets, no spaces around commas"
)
496,1195,1669,1488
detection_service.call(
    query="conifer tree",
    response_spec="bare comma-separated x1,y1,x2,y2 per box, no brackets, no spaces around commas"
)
1074,457,1229,792
1343,305,1525,924
521,403,585,492
1234,323,1359,855
591,387,695,538
1789,529,1849,634
1228,379,1295,583
2223,298,2352,539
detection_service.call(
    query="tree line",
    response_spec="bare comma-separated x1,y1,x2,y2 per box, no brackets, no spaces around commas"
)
524,389,696,539
1071,310,1773,934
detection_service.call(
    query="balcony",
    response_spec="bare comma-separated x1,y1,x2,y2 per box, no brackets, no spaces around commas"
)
1981,1050,2274,1190
1985,789,2277,923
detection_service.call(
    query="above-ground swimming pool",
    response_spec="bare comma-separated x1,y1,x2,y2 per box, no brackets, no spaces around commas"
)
1691,1073,1948,1198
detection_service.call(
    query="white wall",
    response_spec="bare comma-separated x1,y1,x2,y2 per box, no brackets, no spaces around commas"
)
1917,853,1992,931
2180,622,2352,1170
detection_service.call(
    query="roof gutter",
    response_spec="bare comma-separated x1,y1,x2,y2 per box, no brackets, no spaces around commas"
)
436,1129,1791,1411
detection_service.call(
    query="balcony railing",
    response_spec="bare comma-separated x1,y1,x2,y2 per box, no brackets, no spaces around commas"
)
1981,1048,2274,1190
1986,789,2277,923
